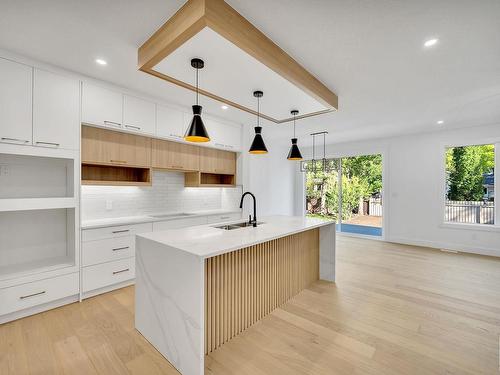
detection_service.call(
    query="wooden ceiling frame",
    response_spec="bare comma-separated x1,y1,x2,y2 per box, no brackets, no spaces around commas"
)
138,0,338,124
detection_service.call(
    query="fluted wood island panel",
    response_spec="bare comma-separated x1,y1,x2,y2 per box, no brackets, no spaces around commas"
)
205,228,319,354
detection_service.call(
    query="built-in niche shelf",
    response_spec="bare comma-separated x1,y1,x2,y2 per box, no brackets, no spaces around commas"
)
82,164,152,186
185,171,236,187
0,208,77,282
0,153,75,199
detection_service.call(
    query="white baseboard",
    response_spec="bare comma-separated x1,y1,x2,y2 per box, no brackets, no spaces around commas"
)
387,236,500,258
0,295,79,325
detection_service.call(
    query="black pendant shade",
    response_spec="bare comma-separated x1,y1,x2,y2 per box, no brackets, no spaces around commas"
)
184,58,210,143
249,126,268,154
287,109,303,160
287,138,303,160
185,105,209,142
248,90,268,154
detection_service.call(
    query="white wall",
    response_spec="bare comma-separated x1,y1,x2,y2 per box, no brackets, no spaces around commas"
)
293,123,500,257
240,126,296,218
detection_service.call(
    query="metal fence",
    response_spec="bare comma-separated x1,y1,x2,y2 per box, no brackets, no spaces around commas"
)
368,198,383,216
445,200,495,224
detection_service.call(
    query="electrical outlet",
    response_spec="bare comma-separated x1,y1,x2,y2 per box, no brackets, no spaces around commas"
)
0,164,9,176
106,200,113,210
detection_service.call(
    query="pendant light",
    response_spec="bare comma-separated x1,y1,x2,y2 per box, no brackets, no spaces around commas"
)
249,90,268,154
184,58,210,142
287,110,303,160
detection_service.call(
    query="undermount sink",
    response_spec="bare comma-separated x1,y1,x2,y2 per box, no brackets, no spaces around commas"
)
214,221,264,230
148,213,195,219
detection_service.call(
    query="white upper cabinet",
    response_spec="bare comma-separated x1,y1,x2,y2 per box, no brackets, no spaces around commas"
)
33,69,80,150
0,58,33,145
82,83,123,129
123,95,156,135
157,105,185,140
205,118,242,151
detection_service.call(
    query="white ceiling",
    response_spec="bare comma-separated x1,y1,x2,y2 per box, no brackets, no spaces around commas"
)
153,27,329,120
1,0,499,145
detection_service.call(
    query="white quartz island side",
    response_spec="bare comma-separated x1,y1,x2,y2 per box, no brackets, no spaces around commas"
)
135,216,335,375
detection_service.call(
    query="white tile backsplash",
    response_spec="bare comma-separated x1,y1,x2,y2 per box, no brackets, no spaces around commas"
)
81,170,242,220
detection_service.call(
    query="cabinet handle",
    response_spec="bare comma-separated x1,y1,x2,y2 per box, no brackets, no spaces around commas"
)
112,246,130,251
169,133,182,139
112,229,130,234
1,137,30,144
171,165,184,169
35,141,60,147
225,145,234,149
215,143,224,147
110,160,127,164
220,216,230,219
113,268,130,275
20,290,46,300
125,124,141,130
104,121,122,128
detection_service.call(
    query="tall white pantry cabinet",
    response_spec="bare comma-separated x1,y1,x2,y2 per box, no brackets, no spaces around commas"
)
0,56,81,323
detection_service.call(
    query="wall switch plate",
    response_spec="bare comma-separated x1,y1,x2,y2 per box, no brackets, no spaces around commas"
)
0,164,9,176
106,200,113,210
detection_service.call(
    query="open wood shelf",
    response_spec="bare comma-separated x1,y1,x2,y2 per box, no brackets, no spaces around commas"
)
82,164,152,186
185,172,235,187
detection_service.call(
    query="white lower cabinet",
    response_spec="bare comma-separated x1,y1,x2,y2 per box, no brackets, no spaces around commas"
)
83,258,135,293
0,272,79,316
81,222,151,297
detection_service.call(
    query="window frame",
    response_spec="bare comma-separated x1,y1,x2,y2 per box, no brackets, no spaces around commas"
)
441,139,499,231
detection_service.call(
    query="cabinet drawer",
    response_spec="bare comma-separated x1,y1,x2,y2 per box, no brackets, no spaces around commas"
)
82,258,135,292
82,236,135,266
206,213,242,224
82,222,152,242
0,272,79,316
152,216,207,231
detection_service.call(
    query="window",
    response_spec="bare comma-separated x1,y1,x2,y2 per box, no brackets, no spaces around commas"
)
445,144,495,225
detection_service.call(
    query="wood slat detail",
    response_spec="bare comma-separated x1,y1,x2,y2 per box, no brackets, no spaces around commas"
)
204,228,319,354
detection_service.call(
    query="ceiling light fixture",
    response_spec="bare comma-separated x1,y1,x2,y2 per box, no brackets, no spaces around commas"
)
221,105,229,110
249,90,268,154
437,120,444,125
300,131,333,172
184,58,210,143
424,38,439,47
95,58,107,66
287,110,303,161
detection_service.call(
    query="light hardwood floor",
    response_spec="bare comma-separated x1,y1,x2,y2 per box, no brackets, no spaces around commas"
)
1,237,500,374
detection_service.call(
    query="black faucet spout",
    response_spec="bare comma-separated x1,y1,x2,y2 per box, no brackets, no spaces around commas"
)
239,192,257,227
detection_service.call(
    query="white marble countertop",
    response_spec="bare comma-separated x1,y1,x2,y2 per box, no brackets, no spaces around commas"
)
137,215,335,259
81,209,242,230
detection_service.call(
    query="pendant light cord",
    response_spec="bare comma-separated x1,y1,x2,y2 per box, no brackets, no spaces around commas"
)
257,96,260,126
195,67,199,106
293,113,296,138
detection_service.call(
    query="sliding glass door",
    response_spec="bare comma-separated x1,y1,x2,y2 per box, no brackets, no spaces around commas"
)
305,154,383,237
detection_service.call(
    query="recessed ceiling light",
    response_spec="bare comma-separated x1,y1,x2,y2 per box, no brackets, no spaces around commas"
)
424,38,439,47
221,105,229,110
437,120,444,125
95,58,107,66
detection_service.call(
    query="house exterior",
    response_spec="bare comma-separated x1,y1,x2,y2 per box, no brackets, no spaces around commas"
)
483,171,494,200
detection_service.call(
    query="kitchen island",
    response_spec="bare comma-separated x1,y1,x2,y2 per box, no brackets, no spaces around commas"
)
135,215,335,375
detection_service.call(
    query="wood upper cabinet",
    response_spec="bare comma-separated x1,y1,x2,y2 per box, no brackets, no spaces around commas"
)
81,126,151,167
199,147,236,175
152,138,199,171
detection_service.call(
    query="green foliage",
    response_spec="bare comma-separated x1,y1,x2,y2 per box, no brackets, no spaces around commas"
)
305,155,382,220
446,145,494,201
